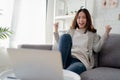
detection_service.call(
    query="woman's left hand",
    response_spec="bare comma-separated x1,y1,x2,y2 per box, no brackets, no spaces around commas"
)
105,25,112,36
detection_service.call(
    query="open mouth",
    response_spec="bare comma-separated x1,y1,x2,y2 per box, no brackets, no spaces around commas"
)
79,23,85,26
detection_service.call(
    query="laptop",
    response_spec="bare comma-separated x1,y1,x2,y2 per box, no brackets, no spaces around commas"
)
7,48,63,80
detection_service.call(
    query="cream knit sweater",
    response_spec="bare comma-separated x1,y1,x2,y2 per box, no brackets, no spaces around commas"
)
72,29,90,69
54,29,108,69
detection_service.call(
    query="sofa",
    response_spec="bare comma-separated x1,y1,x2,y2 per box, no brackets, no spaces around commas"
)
19,34,120,80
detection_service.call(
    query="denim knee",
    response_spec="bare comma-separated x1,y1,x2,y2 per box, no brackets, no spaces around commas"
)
58,34,72,51
67,62,86,75
59,34,72,43
58,34,72,68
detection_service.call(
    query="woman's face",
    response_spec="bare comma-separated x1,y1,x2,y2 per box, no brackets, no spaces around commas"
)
77,11,87,29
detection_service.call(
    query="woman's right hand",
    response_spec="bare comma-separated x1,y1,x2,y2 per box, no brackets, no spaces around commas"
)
105,25,112,34
54,22,59,32
105,25,112,37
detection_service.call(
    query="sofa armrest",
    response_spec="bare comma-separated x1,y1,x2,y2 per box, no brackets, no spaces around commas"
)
18,44,53,50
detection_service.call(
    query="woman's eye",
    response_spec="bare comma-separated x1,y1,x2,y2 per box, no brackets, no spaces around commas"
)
83,16,86,19
77,17,80,19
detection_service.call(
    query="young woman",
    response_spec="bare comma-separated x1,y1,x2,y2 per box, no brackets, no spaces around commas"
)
53,8,112,75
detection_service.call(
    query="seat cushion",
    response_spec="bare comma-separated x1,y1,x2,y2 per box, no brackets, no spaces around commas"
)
80,67,120,80
98,34,120,68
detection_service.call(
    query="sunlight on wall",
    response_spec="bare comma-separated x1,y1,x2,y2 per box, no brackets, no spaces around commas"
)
94,0,120,35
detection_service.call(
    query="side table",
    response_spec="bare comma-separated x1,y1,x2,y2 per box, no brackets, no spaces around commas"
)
63,70,81,80
0,69,81,80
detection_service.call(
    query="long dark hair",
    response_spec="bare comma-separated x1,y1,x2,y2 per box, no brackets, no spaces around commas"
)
71,8,96,33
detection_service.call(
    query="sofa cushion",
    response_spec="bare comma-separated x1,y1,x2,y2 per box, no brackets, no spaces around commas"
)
80,67,120,80
98,34,120,68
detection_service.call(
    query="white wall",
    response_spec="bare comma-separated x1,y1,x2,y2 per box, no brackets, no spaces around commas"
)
94,0,120,35
86,0,95,17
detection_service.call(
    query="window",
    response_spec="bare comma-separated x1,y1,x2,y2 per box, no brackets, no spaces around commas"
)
10,0,46,48
0,0,14,47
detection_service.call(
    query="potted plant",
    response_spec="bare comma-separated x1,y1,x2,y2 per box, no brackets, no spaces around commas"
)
0,27,12,39
0,27,12,73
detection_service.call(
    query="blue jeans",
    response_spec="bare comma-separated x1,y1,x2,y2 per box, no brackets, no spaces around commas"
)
58,34,86,75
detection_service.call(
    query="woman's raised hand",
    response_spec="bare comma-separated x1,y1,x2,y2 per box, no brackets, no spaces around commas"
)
105,25,112,36
54,22,59,32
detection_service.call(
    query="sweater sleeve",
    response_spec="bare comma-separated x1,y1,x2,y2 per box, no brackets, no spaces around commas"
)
54,32,59,43
93,33,108,53
53,29,74,44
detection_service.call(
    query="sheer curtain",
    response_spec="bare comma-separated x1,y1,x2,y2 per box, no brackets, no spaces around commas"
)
10,0,46,48
0,0,14,47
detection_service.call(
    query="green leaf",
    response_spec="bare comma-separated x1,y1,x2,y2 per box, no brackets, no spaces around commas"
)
0,27,13,39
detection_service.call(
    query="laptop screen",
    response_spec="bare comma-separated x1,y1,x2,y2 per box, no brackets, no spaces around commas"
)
7,48,63,80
